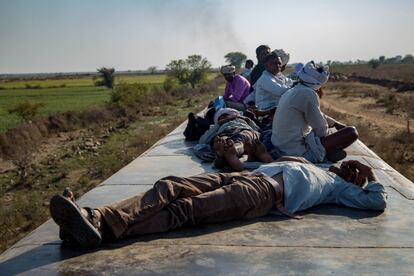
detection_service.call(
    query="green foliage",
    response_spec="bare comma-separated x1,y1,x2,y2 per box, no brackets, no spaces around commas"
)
224,52,247,69
24,83,41,89
95,67,115,88
402,54,414,64
147,66,157,74
163,75,179,91
111,83,149,109
165,55,211,88
368,59,380,69
8,101,45,121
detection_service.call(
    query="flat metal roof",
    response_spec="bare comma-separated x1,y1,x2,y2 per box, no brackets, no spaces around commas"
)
1,120,413,275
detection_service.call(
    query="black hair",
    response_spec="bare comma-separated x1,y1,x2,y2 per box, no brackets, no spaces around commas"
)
245,59,254,66
255,45,270,57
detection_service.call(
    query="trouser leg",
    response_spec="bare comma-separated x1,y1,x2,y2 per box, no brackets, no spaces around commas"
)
96,172,245,238
123,174,275,237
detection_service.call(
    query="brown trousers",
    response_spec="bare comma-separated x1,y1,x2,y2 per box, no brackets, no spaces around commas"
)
96,172,276,239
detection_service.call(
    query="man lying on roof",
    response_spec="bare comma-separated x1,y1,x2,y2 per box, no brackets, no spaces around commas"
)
268,61,359,163
220,65,250,111
50,141,387,249
198,107,271,171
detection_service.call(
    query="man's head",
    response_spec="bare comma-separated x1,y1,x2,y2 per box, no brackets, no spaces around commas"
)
298,61,330,90
220,65,236,82
255,45,271,64
245,59,254,69
263,52,282,75
272,49,290,72
329,161,367,187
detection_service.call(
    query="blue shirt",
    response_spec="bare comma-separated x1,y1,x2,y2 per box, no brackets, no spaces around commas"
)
253,162,387,213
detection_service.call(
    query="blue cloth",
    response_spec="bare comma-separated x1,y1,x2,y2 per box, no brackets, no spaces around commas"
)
213,96,226,111
192,144,215,162
253,162,387,213
260,130,282,160
302,131,326,163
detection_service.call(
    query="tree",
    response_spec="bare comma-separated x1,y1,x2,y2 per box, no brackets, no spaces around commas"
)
402,54,414,64
368,59,380,69
379,56,385,63
95,67,115,89
165,55,211,88
224,52,247,69
147,66,157,74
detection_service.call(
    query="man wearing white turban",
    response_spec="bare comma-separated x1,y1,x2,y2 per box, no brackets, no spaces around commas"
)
270,61,358,163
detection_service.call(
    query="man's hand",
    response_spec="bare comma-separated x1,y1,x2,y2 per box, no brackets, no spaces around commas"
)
344,160,378,183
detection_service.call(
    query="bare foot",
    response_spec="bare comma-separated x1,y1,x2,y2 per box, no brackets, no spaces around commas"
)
223,140,244,171
252,140,274,163
213,136,227,169
244,140,257,162
213,136,226,158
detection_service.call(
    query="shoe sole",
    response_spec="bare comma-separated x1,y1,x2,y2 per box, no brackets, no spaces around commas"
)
50,195,102,248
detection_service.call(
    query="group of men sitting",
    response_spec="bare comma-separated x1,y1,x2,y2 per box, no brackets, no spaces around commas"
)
49,45,388,249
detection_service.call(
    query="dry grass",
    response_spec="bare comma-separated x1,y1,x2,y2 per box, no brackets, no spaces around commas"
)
0,77,224,253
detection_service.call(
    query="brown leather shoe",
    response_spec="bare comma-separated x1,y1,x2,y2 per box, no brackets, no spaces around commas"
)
50,195,102,248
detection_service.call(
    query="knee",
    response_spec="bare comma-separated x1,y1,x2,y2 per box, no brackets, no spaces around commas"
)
345,126,359,141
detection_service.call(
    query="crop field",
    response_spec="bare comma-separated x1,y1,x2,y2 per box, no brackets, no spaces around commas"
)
0,74,167,89
0,73,221,133
330,63,414,82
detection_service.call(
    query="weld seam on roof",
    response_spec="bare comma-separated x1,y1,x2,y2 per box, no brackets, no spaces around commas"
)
389,186,414,200
99,183,153,186
13,243,414,249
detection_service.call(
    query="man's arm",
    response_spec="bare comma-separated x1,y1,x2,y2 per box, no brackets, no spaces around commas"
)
231,77,250,102
304,92,329,137
334,180,387,211
223,82,231,100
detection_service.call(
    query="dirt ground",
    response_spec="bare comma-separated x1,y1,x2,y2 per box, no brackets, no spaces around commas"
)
322,81,414,180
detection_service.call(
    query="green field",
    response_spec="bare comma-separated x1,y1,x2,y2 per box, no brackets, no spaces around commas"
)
0,86,111,132
0,74,167,89
0,74,168,133
0,73,219,133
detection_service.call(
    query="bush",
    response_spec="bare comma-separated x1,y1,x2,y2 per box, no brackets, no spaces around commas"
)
163,76,179,91
376,93,399,114
111,83,149,108
24,83,41,89
8,101,45,121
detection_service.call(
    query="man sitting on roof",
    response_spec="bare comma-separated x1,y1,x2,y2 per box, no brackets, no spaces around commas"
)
221,65,250,111
254,51,293,110
269,61,358,163
50,143,387,249
241,59,254,80
249,45,272,88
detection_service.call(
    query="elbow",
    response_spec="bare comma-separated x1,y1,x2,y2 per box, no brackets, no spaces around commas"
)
372,192,388,211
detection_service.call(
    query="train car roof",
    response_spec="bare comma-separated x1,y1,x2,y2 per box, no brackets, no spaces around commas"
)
1,118,413,275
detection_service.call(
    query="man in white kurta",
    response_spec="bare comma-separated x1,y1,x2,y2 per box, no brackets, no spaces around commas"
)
254,52,293,110
271,61,358,163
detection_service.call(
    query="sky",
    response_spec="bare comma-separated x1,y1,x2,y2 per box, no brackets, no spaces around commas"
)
0,0,413,74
